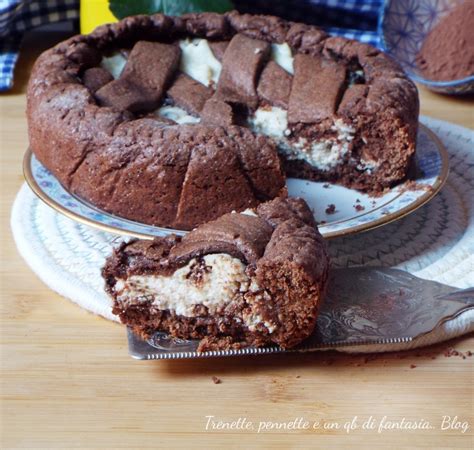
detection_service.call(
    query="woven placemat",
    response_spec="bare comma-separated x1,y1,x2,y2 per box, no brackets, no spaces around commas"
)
11,116,474,351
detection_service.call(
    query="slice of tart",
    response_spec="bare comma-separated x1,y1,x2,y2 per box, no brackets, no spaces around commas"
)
103,197,329,351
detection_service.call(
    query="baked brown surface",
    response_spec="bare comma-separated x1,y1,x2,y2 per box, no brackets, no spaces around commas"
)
27,11,419,229
103,197,329,351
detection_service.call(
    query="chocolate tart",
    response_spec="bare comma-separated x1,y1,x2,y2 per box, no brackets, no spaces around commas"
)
27,11,419,229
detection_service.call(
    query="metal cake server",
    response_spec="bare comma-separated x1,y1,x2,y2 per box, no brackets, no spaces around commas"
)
126,267,474,360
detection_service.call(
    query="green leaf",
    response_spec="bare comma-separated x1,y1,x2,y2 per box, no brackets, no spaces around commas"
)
109,0,233,20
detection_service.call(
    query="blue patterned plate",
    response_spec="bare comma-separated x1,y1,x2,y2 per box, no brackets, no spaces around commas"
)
23,124,448,239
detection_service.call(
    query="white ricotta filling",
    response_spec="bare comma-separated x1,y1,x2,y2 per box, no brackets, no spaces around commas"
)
271,43,294,74
178,38,222,87
248,108,356,171
244,313,276,333
115,254,250,317
156,105,201,124
247,106,289,142
303,139,351,171
100,53,127,79
348,69,365,86
356,158,381,174
243,284,276,333
243,307,276,333
239,208,258,217
115,253,277,333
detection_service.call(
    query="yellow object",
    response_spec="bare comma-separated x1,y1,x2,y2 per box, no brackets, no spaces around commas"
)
80,0,118,34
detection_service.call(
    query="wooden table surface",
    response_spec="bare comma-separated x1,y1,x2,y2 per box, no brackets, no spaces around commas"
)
1,33,473,449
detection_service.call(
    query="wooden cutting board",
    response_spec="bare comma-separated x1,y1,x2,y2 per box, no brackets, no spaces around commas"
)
1,31,473,449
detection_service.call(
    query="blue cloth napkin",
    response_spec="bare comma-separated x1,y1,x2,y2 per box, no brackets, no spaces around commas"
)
0,0,79,90
0,0,382,91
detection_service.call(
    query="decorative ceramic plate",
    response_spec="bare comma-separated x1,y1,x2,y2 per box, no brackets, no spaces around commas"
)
379,0,474,94
23,124,448,239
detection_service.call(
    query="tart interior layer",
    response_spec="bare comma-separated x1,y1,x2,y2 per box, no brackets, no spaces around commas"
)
113,252,280,335
91,35,413,180
27,12,418,229
98,39,364,173
115,253,253,319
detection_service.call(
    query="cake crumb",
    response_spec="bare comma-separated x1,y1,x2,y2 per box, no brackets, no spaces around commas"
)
444,347,472,359
212,376,221,384
323,183,330,189
325,204,336,214
410,364,417,369
354,204,365,212
398,180,433,193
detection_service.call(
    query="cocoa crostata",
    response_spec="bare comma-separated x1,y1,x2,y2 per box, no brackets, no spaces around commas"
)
27,11,419,229
103,197,329,351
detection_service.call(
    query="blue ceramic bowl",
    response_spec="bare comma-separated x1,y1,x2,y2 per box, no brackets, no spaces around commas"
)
378,0,474,94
